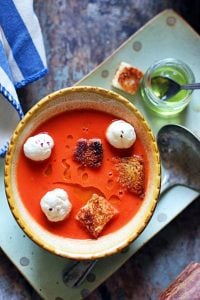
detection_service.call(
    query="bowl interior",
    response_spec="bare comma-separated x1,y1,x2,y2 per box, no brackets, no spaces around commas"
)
4,86,160,260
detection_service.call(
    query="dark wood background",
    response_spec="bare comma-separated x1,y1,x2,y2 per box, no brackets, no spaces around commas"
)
0,1,200,299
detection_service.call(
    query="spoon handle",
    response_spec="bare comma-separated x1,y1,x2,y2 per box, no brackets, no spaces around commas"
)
63,259,98,288
181,82,200,90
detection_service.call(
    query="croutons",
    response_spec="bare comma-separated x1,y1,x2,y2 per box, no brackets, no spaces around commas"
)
115,155,145,198
112,62,144,95
73,138,103,168
76,194,118,238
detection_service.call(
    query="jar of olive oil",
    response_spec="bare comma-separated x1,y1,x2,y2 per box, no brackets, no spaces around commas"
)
140,58,195,116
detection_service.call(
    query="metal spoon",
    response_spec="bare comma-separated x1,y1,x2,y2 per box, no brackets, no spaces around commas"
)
63,124,200,288
151,76,200,101
157,124,200,194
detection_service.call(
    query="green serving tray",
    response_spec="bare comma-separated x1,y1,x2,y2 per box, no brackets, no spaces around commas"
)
0,9,199,300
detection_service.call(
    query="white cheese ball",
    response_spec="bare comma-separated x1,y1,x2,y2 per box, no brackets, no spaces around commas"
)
23,133,54,161
40,188,72,222
106,120,136,149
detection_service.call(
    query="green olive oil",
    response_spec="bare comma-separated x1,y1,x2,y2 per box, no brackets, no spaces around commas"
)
150,66,188,103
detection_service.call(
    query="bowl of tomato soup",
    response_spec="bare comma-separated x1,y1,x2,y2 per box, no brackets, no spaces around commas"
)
4,86,160,260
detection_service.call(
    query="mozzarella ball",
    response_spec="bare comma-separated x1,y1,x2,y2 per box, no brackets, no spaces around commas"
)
106,120,136,149
40,188,72,222
23,133,54,161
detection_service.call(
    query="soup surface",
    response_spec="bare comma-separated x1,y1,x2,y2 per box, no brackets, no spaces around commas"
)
17,109,149,239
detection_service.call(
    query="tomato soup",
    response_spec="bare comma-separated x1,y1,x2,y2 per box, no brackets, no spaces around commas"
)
17,110,149,239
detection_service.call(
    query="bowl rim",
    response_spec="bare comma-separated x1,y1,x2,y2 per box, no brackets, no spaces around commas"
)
4,85,161,260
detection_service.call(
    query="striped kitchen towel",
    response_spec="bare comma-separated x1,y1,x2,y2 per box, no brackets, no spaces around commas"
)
0,0,47,157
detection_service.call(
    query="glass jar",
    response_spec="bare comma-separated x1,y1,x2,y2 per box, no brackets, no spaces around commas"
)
140,58,195,116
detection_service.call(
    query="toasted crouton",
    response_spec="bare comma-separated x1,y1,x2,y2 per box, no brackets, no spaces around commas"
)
73,138,103,168
115,155,145,198
112,62,143,95
73,138,87,165
76,194,118,238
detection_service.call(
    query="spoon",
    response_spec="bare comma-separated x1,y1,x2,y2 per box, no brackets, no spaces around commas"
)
151,76,200,101
157,124,200,194
63,124,200,288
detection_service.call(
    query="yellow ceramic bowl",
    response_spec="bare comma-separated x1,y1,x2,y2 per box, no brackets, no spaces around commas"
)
4,86,160,260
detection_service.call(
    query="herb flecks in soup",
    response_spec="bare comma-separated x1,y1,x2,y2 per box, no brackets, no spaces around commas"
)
17,110,149,239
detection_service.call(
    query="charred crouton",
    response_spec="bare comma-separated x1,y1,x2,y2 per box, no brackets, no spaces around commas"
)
87,139,103,168
115,155,145,198
112,62,143,95
73,138,87,165
76,194,118,238
73,138,103,168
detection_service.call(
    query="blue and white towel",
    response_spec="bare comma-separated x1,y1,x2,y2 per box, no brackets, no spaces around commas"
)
0,0,47,157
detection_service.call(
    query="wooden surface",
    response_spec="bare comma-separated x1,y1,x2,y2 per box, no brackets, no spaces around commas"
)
1,1,200,299
159,262,200,299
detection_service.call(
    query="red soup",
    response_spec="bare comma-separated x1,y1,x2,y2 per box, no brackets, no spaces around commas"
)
17,109,149,239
